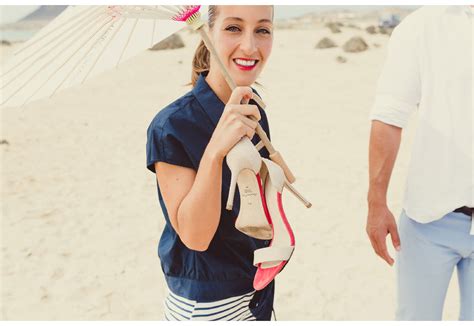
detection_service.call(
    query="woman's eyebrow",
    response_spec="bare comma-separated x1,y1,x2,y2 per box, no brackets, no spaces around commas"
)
223,17,273,24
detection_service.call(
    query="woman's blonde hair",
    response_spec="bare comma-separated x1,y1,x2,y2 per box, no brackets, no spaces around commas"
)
190,5,218,87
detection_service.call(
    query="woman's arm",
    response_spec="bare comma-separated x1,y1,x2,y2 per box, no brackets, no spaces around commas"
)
156,148,222,252
155,87,261,252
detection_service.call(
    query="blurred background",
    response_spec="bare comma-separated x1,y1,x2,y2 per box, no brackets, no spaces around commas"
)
0,5,419,43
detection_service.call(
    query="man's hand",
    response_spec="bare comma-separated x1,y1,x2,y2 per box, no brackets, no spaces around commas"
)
366,204,401,266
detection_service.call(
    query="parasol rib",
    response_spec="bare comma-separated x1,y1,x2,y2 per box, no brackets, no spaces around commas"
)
22,15,115,106
51,16,127,97
0,13,111,106
1,8,105,88
151,19,156,48
81,17,127,85
116,18,139,67
13,6,97,57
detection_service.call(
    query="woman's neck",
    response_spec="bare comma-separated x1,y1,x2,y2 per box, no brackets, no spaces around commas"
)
205,68,233,104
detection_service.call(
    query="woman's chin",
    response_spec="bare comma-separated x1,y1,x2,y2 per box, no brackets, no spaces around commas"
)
232,75,258,87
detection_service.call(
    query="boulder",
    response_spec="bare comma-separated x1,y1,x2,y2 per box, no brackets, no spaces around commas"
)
315,37,337,49
336,56,347,63
366,25,377,34
149,34,184,51
342,37,369,53
378,26,394,36
326,22,342,33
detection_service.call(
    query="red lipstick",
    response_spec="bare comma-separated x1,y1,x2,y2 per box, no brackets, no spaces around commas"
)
233,58,258,71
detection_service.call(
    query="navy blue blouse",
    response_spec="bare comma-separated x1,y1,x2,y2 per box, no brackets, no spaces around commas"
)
146,72,274,319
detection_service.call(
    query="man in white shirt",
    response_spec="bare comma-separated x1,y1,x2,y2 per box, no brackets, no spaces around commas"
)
366,6,473,320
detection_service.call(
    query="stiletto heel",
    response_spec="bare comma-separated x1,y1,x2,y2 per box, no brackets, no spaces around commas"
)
252,142,311,208
226,137,273,240
226,173,238,211
284,181,312,208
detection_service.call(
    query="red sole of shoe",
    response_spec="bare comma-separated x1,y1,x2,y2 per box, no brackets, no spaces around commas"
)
253,192,295,290
257,174,272,226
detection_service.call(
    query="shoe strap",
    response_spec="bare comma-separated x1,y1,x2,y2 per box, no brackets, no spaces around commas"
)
253,246,295,266
261,158,285,191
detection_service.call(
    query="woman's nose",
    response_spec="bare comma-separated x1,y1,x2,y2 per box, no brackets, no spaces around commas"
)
239,32,257,55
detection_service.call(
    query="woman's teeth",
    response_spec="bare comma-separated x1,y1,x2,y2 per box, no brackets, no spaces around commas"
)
234,59,256,67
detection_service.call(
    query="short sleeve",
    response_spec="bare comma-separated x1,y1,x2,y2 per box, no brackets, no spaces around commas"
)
146,119,194,173
370,13,422,128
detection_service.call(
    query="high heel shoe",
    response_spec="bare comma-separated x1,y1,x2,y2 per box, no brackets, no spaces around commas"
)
255,142,312,209
253,158,295,291
226,137,273,240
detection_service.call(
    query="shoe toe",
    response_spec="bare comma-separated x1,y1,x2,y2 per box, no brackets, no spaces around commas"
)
253,263,285,290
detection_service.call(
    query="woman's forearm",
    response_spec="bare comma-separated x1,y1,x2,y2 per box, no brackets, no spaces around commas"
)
176,145,224,251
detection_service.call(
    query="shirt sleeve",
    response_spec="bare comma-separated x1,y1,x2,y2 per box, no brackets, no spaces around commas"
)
146,118,194,173
370,13,422,128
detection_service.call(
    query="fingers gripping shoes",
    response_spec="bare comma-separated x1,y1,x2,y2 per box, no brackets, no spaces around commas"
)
253,158,295,291
225,137,273,240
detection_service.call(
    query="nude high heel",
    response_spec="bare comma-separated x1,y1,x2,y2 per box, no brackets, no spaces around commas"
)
255,141,312,209
226,137,273,240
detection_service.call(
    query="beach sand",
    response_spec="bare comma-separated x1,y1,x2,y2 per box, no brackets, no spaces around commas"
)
1,23,461,320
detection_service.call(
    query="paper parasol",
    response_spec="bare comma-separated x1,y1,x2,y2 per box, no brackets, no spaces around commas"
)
0,5,186,108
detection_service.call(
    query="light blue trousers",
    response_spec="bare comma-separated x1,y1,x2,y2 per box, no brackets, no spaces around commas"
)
396,210,474,320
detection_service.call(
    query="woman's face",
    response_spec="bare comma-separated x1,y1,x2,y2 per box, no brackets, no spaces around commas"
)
209,6,273,87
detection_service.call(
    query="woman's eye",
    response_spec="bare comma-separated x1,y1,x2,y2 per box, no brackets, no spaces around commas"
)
257,28,271,35
225,26,241,32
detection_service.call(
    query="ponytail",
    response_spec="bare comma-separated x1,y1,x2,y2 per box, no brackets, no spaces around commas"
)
190,5,218,86
190,40,210,87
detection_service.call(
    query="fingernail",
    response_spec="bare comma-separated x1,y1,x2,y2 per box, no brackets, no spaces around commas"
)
396,246,401,251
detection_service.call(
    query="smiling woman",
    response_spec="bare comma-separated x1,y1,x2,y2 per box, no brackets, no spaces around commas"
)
145,5,276,321
191,5,273,89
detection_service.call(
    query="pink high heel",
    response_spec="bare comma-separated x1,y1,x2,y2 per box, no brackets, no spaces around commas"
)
253,158,295,290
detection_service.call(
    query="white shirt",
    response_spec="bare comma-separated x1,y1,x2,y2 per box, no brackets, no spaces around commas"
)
370,6,473,225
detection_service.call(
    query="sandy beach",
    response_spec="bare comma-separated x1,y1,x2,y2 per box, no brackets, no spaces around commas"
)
1,16,462,320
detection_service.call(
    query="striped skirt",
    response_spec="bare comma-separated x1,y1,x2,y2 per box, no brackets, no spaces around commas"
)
163,289,257,321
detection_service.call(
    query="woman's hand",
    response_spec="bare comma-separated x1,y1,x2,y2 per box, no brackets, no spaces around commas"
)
207,87,261,160
158,87,261,251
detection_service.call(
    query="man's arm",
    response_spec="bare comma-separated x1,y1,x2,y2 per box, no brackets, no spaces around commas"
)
366,120,402,266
